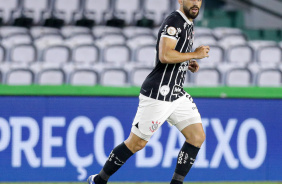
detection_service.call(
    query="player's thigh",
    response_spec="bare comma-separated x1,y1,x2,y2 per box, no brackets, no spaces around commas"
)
131,94,177,141
167,93,202,132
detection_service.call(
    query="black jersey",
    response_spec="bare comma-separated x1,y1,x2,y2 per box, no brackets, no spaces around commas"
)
140,10,194,102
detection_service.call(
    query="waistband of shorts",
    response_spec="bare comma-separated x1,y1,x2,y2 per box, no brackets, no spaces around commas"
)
139,93,190,102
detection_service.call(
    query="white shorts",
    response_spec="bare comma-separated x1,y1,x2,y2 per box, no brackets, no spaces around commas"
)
131,93,202,141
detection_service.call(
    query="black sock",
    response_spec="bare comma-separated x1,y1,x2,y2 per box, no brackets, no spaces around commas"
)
170,142,200,184
95,142,133,184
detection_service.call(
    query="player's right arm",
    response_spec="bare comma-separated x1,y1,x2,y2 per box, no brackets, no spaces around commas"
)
159,37,210,64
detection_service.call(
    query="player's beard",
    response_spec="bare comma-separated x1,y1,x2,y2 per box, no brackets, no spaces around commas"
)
183,5,199,20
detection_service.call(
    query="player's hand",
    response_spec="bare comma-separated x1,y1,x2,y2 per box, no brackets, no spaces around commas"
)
188,60,199,73
194,45,210,59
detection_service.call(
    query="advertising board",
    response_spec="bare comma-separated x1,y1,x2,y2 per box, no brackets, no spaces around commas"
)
0,96,281,181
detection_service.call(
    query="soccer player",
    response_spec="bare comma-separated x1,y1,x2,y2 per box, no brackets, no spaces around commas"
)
88,0,210,183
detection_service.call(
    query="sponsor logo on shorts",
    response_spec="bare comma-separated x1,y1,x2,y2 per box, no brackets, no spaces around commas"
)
192,107,198,110
149,121,161,132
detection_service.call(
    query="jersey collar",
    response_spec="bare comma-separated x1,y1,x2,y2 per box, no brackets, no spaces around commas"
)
176,10,193,25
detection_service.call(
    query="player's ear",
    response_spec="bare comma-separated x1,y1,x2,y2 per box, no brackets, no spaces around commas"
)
178,0,183,6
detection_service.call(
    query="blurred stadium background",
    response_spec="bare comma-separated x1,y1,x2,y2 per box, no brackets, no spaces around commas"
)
0,0,282,183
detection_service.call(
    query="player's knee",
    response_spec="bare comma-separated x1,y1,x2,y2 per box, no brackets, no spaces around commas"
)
125,138,147,153
133,140,147,152
187,131,205,147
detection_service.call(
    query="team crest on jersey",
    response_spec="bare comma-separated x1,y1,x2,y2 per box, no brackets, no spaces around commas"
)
160,85,170,96
167,27,177,36
149,121,161,132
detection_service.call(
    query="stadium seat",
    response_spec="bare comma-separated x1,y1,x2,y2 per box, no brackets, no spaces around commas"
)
0,44,6,62
5,68,35,85
248,40,277,50
115,0,140,25
0,0,18,23
65,33,95,47
213,27,243,39
130,67,153,86
72,44,100,64
200,45,225,65
100,68,129,86
144,0,170,25
53,0,81,24
34,33,64,49
22,0,49,24
30,26,60,39
127,34,156,49
257,46,282,65
256,69,282,87
61,25,91,37
0,26,29,37
84,0,111,24
193,34,217,48
225,68,254,86
41,45,71,64
218,34,247,48
0,2,281,88
123,26,152,38
194,27,214,36
97,33,127,47
227,45,254,65
134,44,156,66
69,69,99,86
36,68,66,85
0,70,2,83
92,26,123,38
103,44,131,64
9,44,37,63
153,27,160,37
183,71,193,87
2,33,33,48
193,68,222,86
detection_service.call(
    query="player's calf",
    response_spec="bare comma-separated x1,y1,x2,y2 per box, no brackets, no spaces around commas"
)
91,132,147,184
93,142,133,184
170,142,200,184
170,123,205,184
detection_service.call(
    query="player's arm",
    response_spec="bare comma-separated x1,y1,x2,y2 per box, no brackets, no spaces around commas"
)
159,37,210,64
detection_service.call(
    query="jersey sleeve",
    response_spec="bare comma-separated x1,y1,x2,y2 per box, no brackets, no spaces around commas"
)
160,17,182,41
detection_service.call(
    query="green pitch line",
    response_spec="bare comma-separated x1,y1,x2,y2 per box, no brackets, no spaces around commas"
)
0,182,281,184
1,85,282,99
143,183,280,184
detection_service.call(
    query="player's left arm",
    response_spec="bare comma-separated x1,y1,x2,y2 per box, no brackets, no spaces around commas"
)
188,59,199,73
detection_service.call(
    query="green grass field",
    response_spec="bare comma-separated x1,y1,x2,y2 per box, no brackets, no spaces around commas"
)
0,182,281,184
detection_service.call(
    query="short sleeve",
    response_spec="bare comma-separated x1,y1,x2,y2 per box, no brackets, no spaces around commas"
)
161,17,182,41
